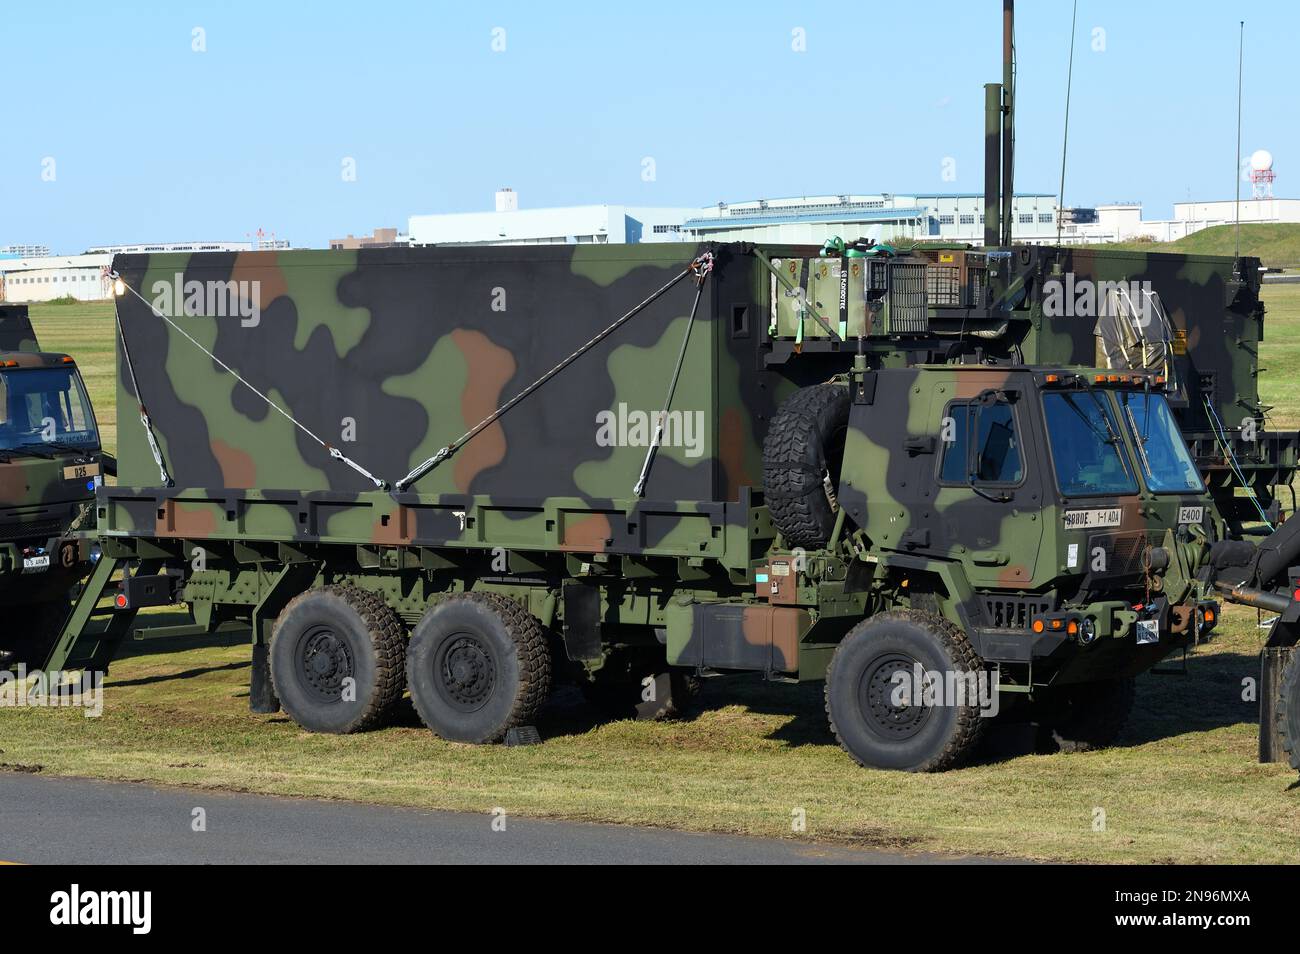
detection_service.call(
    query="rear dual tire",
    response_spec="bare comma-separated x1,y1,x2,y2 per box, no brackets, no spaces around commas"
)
270,585,406,734
406,593,551,744
271,587,552,744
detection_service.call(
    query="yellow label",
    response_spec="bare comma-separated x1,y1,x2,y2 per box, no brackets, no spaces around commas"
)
939,253,955,263
1172,329,1188,356
63,462,100,481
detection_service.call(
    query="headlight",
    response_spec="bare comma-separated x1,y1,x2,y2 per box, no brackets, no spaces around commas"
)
1078,616,1099,645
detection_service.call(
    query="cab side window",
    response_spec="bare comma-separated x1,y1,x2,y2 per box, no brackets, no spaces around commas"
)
939,402,1023,484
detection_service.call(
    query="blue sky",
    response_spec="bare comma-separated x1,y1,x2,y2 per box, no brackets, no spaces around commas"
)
1,0,1291,251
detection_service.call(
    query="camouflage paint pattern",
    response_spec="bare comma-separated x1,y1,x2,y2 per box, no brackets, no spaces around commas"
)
88,242,1256,685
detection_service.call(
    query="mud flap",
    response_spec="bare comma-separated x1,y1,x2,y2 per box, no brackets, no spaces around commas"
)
562,581,602,662
249,642,280,714
1259,645,1295,763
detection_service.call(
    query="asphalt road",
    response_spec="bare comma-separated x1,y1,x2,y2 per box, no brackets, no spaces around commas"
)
0,772,1006,865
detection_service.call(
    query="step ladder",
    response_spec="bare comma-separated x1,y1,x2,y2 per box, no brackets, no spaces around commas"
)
41,555,162,674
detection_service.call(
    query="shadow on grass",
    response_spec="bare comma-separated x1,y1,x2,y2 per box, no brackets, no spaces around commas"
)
1121,644,1262,747
527,643,1266,764
96,612,1266,765
106,617,252,687
110,660,250,689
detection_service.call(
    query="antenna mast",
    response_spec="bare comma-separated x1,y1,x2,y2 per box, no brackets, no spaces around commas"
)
1056,0,1079,246
1235,20,1245,261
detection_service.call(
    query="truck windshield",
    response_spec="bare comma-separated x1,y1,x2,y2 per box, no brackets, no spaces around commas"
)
1042,391,1138,497
0,366,100,454
1118,391,1203,493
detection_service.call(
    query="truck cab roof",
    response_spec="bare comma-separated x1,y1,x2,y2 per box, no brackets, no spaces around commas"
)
0,352,77,370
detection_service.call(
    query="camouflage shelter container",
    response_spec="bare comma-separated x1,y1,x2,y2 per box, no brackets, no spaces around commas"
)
104,244,873,569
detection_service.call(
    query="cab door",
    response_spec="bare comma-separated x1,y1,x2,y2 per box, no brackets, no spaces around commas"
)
925,379,1046,589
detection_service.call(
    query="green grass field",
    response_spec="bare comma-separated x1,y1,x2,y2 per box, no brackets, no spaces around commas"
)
1096,222,1300,270
1259,283,1300,428
8,290,1300,864
0,606,1294,863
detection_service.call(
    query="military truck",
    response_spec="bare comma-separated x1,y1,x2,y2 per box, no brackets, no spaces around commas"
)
33,0,1300,772
0,304,108,668
32,240,1298,773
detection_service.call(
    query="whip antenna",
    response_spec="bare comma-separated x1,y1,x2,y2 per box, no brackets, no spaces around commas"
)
1234,20,1245,261
1056,0,1078,247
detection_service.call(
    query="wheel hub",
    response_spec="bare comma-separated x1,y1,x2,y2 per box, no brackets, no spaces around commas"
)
297,626,354,701
860,653,932,741
438,634,496,710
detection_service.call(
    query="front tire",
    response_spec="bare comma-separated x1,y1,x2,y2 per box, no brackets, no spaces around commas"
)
825,610,987,772
407,593,551,743
269,585,406,734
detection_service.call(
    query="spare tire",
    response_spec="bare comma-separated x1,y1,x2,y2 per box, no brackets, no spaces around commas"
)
763,383,851,549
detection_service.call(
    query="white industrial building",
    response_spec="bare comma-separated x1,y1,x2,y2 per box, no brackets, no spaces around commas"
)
409,191,696,247
681,194,1061,245
409,190,1062,248
0,244,50,258
0,239,292,303
0,254,112,303
84,240,259,255
1055,198,1300,245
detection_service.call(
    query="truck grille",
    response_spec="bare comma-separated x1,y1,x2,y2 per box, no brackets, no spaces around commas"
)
0,516,65,543
982,595,1054,630
1087,531,1147,577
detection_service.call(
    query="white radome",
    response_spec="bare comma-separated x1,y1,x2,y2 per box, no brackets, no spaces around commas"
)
1250,149,1274,172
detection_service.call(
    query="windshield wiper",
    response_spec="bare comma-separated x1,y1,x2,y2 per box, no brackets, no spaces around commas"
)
1082,389,1125,445
10,442,58,459
1060,392,1116,445
38,440,95,455
13,440,93,459
1123,403,1155,477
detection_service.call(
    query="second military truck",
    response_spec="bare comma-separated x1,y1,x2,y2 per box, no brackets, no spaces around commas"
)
0,304,107,669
